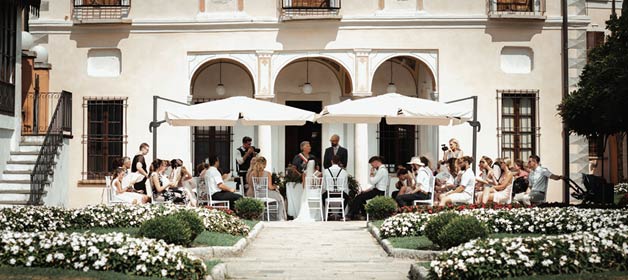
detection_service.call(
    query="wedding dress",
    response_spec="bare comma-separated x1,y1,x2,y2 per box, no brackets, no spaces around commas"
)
294,160,316,222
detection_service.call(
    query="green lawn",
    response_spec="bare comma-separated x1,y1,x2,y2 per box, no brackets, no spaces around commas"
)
204,260,221,271
371,220,385,229
0,265,163,280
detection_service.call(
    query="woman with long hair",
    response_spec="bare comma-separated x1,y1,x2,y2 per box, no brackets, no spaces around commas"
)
112,167,150,204
482,158,514,204
474,156,497,203
149,159,190,205
249,156,287,221
396,156,434,207
442,138,463,161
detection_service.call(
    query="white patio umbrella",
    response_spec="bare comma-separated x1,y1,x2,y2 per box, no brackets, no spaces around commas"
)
316,93,472,126
164,96,316,126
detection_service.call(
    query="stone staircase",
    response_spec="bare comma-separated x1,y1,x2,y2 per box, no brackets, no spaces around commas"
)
0,136,49,208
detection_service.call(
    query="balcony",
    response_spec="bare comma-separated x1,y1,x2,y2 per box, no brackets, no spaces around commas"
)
281,0,341,21
487,0,546,20
72,0,131,24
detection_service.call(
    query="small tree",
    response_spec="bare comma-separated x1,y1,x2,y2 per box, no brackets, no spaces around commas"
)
558,2,628,163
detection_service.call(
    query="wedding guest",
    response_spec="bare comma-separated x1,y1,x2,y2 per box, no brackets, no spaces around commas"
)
474,156,496,203
195,162,210,201
482,158,514,204
348,156,388,220
513,155,563,206
396,156,434,207
132,143,150,193
112,167,150,204
321,155,349,208
291,141,317,182
249,156,287,221
323,134,348,169
245,157,259,197
169,158,196,206
149,159,190,205
434,157,459,204
205,155,242,210
512,159,529,179
442,138,463,161
235,136,259,187
439,156,475,206
391,167,415,199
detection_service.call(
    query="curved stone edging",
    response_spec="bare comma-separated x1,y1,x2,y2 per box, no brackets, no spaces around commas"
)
187,222,265,259
205,263,228,280
408,263,430,280
366,221,441,260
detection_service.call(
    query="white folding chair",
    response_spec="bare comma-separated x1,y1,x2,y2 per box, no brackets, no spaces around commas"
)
252,176,279,221
324,177,346,222
305,176,323,221
414,175,435,207
197,176,230,209
106,176,126,205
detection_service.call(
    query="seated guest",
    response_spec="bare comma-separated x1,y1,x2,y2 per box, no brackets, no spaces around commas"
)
322,155,349,208
474,156,497,203
434,157,458,204
439,156,475,206
512,159,529,179
245,157,259,197
396,156,434,207
149,159,190,205
249,156,287,221
169,158,197,206
112,167,150,204
391,167,415,199
205,155,242,210
119,156,145,193
513,155,563,206
482,158,514,204
347,156,388,220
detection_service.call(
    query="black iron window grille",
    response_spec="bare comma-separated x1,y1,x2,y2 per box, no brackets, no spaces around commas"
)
0,0,18,116
82,97,127,180
73,0,131,21
488,0,545,16
192,98,233,170
378,119,417,173
281,0,341,17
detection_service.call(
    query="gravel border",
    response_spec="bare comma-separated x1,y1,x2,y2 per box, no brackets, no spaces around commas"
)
187,222,264,259
366,221,441,260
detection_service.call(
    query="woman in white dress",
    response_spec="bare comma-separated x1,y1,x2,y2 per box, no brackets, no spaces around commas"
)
249,156,287,221
112,168,150,204
475,156,497,204
294,159,318,222
482,158,514,204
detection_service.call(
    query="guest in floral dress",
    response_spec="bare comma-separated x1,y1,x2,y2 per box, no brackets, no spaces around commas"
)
149,159,190,205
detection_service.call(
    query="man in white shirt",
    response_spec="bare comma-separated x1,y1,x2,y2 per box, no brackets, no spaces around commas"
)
396,156,434,207
513,155,563,205
322,156,349,211
348,156,388,220
205,155,242,210
439,156,475,206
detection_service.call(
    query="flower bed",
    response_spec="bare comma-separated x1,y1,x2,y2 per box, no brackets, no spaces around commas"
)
429,226,628,279
0,230,206,279
0,204,249,236
397,202,529,215
615,183,628,195
380,207,628,238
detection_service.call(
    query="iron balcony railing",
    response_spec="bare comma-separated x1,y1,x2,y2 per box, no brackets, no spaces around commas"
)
22,91,63,135
29,91,72,205
488,0,545,17
281,0,341,17
0,81,15,116
73,0,131,21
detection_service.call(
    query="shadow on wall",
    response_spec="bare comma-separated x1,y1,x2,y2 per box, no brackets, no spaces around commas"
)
69,27,131,48
275,20,341,50
484,21,544,42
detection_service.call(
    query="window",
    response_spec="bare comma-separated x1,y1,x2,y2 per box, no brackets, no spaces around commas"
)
82,97,127,180
0,0,18,116
73,0,131,21
499,91,538,161
496,0,533,12
586,31,605,53
192,98,232,170
379,120,416,173
281,0,341,18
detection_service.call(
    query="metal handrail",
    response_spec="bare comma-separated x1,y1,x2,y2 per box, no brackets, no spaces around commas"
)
29,91,72,205
282,0,341,10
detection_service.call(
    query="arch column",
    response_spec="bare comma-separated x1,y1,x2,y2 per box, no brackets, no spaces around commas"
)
257,125,273,172
354,123,369,188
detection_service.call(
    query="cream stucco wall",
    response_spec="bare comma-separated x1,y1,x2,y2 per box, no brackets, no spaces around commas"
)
27,0,605,207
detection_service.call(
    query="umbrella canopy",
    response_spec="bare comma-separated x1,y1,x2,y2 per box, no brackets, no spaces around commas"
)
165,96,316,126
316,93,472,125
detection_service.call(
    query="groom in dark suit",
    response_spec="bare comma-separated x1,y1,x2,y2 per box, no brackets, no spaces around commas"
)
323,134,348,170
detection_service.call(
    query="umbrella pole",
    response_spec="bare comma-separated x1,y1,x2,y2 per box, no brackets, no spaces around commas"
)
149,95,190,160
445,96,481,174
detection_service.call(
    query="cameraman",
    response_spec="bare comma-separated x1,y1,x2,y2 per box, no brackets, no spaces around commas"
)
235,136,259,184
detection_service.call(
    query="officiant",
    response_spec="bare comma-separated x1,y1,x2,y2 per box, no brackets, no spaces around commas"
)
323,134,348,170
291,141,317,176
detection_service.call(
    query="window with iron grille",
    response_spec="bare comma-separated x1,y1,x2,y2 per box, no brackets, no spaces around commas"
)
0,1,18,116
82,97,127,180
378,120,416,173
192,98,233,170
499,91,538,161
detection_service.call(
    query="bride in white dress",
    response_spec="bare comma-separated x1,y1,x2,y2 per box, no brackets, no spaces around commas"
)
294,160,319,222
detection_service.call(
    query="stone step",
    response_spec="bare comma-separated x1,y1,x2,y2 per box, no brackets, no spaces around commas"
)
0,182,31,191
1,173,31,181
5,163,36,172
18,145,42,153
0,192,33,201
0,201,30,208
21,135,45,143
10,154,39,162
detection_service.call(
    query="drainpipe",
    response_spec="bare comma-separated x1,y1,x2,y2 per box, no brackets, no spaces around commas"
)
561,0,570,203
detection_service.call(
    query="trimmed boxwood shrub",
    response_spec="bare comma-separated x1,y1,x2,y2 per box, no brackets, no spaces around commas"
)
235,197,265,220
365,196,397,220
437,215,489,249
424,211,459,247
173,210,205,240
138,215,193,246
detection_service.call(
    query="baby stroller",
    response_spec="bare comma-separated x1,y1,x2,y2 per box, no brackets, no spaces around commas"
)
566,174,614,205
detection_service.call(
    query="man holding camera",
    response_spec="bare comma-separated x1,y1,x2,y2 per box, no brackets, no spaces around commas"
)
235,136,259,186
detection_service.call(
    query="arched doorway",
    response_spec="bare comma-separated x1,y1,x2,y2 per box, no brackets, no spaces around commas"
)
274,56,353,170
190,58,255,172
371,56,437,171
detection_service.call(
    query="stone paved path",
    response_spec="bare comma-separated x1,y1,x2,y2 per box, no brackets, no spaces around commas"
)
224,221,412,280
